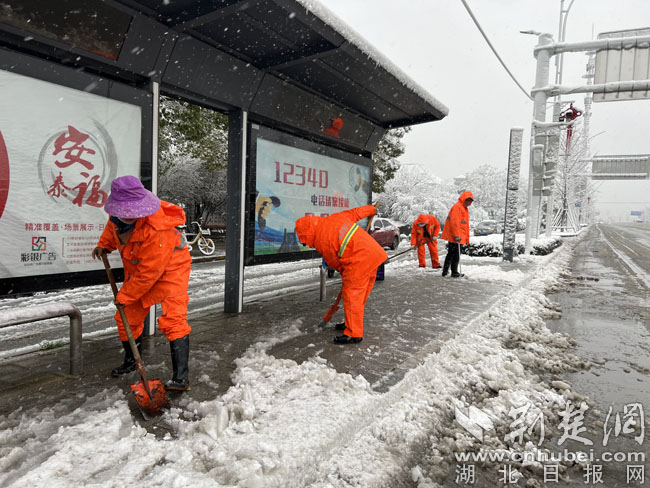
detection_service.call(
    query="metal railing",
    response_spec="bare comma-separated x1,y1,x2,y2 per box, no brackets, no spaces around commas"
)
0,302,83,375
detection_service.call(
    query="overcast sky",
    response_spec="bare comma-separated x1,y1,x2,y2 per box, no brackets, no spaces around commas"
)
324,0,650,221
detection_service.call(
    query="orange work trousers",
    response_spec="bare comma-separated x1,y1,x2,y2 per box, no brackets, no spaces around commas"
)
341,266,378,338
115,294,191,342
416,239,440,267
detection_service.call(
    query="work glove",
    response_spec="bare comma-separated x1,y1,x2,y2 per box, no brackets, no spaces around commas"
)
454,237,461,243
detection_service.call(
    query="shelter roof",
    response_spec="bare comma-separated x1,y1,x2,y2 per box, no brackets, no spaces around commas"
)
117,0,448,128
0,0,448,150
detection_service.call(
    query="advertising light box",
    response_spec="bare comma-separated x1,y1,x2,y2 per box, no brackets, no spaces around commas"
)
248,125,373,265
0,68,143,294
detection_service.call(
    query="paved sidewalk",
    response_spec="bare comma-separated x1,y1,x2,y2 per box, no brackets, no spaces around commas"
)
0,257,535,430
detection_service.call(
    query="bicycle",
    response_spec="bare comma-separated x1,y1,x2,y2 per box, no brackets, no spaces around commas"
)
178,220,216,256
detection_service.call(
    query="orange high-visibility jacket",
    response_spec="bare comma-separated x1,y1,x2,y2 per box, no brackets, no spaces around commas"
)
411,214,441,245
97,200,191,307
295,205,387,273
441,191,474,245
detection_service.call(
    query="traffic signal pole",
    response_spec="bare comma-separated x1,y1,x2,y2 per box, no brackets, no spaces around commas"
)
524,32,650,253
545,0,573,238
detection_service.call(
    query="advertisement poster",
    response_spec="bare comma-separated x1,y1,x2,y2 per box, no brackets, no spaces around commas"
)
0,69,141,280
254,137,371,257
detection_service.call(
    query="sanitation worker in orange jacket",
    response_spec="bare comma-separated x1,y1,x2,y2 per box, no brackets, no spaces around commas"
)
411,214,441,268
92,176,192,390
441,191,474,278
295,205,387,344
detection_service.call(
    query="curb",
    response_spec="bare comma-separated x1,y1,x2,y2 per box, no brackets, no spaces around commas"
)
191,254,225,264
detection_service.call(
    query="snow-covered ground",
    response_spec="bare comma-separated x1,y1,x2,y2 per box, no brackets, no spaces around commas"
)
0,237,588,487
0,239,526,360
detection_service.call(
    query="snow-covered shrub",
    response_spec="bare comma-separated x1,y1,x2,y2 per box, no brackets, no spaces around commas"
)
464,235,562,257
527,236,563,255
464,237,506,257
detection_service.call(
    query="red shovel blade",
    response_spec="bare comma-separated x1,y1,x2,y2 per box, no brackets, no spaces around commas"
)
130,380,169,419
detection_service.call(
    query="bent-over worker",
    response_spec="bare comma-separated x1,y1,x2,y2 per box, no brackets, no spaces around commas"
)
411,214,441,268
295,205,387,344
92,175,192,391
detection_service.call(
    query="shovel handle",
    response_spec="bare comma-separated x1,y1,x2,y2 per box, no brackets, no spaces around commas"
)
385,236,435,263
321,203,379,325
321,290,342,324
100,254,153,399
365,202,379,232
102,253,120,298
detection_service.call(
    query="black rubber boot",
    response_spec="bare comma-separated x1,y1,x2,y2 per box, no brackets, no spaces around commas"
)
166,335,190,391
111,335,142,377
333,335,363,344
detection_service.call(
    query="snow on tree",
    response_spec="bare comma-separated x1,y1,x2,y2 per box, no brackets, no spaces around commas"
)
376,165,458,224
159,96,228,172
158,97,228,224
158,156,227,225
372,127,410,193
461,164,507,220
550,122,597,228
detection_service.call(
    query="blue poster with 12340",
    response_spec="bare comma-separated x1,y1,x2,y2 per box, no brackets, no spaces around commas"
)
254,137,371,258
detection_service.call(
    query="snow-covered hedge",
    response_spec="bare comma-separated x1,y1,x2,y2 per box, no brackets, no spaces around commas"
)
464,234,562,257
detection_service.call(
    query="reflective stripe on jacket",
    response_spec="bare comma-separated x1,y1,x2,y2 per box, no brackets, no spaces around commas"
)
295,205,387,273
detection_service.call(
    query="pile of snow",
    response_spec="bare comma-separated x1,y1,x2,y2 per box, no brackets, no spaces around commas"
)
0,238,586,487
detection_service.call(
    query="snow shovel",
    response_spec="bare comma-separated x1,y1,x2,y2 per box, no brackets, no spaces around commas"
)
385,224,435,264
318,203,379,328
384,235,436,263
318,290,342,328
101,254,169,418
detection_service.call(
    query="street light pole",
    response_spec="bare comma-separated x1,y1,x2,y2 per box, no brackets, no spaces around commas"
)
555,0,575,87
525,33,554,254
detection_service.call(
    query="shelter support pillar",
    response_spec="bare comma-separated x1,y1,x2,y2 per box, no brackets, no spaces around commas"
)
225,109,248,313
146,80,160,336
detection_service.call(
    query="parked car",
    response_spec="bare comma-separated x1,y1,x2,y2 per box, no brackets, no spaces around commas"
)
369,217,401,250
474,219,500,236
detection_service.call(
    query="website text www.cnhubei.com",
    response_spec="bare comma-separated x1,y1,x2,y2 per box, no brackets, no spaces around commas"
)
455,449,646,464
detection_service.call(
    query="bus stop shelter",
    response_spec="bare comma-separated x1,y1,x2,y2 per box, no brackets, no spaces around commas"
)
0,0,448,315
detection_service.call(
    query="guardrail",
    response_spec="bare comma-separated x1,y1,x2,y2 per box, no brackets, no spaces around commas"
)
0,302,83,375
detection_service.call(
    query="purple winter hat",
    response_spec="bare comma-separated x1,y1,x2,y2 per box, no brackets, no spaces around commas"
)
104,176,160,219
